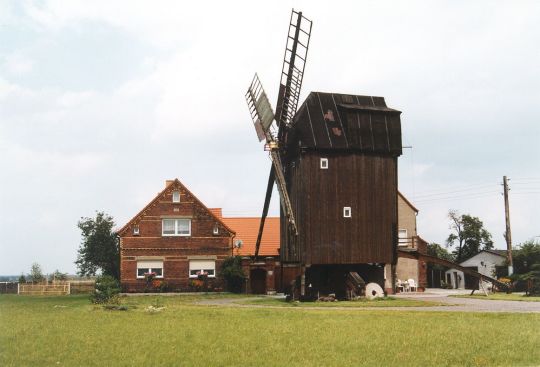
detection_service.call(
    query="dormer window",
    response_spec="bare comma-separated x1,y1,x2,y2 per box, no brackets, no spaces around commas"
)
133,225,140,236
172,191,180,203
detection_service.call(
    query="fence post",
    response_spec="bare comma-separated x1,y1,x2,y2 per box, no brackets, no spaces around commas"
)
17,282,20,295
68,282,71,295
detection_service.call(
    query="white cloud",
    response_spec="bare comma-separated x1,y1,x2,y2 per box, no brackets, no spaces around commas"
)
1,0,540,274
3,53,34,75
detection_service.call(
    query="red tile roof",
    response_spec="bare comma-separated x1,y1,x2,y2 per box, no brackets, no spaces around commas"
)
208,208,223,218
221,217,280,256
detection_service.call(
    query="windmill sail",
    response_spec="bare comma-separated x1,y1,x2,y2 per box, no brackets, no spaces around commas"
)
275,10,312,129
245,74,298,238
245,9,312,258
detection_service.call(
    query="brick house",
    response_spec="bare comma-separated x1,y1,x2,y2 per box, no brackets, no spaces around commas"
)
384,192,428,292
117,179,235,292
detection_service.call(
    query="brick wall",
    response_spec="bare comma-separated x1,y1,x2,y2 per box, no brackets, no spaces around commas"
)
119,180,234,292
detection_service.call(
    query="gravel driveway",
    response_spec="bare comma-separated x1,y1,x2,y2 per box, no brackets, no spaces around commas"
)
199,289,540,313
392,289,540,313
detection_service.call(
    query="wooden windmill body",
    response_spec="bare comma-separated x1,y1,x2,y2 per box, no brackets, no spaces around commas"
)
246,10,402,298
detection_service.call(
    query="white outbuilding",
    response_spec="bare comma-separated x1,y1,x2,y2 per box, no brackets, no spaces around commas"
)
445,250,507,289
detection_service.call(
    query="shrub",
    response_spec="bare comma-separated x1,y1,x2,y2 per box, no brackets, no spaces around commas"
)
91,275,120,304
220,256,245,293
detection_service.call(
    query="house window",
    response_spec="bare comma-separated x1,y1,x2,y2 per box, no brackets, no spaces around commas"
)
189,260,216,278
320,158,328,169
343,207,352,218
172,191,180,203
136,260,164,279
162,218,191,236
213,225,219,235
133,225,140,236
398,229,408,246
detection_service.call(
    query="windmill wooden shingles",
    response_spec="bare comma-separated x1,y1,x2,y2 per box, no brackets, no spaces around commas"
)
289,92,402,155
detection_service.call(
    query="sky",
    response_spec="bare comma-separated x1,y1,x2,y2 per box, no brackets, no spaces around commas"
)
1,0,539,275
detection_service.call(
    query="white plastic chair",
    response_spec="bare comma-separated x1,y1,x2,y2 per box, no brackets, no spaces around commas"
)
396,279,404,293
407,278,417,292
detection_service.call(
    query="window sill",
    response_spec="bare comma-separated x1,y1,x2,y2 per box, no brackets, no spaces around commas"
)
162,234,191,237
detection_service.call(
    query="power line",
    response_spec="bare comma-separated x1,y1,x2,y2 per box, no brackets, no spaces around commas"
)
412,184,497,199
414,191,500,204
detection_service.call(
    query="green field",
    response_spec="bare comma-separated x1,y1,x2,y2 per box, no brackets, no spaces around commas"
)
1,294,540,367
451,293,540,302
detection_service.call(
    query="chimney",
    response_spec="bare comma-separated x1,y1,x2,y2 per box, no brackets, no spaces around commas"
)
165,180,174,187
209,208,222,218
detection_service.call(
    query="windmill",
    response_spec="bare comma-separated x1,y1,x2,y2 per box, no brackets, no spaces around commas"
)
246,10,403,299
245,9,312,260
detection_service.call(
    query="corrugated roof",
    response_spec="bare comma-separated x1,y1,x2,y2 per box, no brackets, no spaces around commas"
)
289,92,402,155
221,217,280,256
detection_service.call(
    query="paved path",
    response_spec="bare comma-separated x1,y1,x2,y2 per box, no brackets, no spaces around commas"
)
198,290,540,313
392,291,540,313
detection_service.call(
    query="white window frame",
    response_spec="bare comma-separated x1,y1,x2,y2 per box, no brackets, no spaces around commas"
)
189,260,216,278
162,218,191,236
213,225,219,235
398,229,408,246
136,261,164,279
343,207,352,218
133,225,139,236
172,191,180,203
320,158,329,169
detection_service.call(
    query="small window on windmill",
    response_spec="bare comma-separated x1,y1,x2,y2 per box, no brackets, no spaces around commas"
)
320,158,328,169
133,225,140,236
343,207,352,218
213,225,219,235
172,191,180,203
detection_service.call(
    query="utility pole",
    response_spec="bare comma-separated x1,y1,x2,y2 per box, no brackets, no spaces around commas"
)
503,176,513,275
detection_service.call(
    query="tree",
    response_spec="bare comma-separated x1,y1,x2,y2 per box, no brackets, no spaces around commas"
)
29,263,45,283
76,212,120,280
18,274,27,283
220,256,246,293
512,240,540,275
446,210,493,263
427,242,454,262
49,270,68,282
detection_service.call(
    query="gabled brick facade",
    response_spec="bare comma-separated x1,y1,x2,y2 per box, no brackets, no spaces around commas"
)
118,179,235,292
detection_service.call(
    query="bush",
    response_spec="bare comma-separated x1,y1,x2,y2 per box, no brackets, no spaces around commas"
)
91,275,120,304
220,256,245,293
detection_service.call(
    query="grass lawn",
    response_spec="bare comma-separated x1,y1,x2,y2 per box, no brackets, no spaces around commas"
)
451,293,540,302
1,294,539,367
236,296,445,307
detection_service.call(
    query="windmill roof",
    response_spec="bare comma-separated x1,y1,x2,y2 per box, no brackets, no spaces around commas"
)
289,92,402,155
221,217,280,257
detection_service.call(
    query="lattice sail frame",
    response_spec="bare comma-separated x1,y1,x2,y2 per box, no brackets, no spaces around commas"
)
245,73,276,142
275,9,312,129
245,73,298,237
